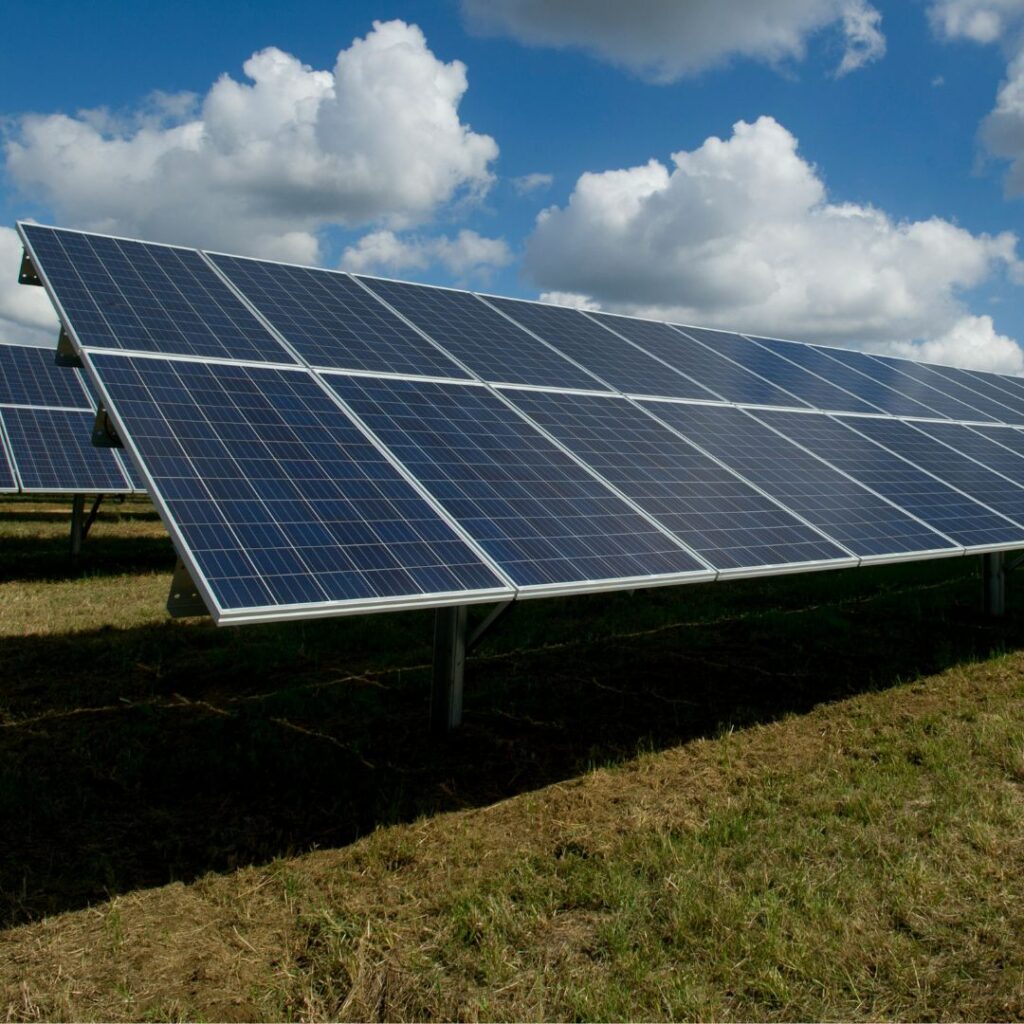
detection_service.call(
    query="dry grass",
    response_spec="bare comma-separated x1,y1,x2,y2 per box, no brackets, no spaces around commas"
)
1,497,1024,1020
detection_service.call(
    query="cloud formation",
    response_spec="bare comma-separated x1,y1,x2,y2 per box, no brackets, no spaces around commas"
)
523,117,1023,372
461,0,885,81
340,229,512,278
0,228,59,347
4,20,497,265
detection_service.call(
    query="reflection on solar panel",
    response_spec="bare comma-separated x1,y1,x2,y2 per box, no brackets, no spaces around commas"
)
360,277,603,391
89,354,510,617
894,359,1024,423
501,388,851,574
20,225,294,364
0,407,131,492
209,254,469,378
484,297,716,401
326,374,711,589
643,401,958,559
0,342,89,407
756,410,1024,549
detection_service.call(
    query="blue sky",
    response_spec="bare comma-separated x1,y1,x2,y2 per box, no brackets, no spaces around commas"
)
1,0,1022,372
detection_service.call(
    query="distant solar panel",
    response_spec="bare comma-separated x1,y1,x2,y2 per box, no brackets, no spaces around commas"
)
87,354,511,617
892,359,1024,423
484,297,718,401
19,225,295,364
0,342,90,408
643,401,959,560
209,254,470,378
501,388,853,574
324,374,713,590
756,410,1024,549
359,277,606,391
0,406,132,493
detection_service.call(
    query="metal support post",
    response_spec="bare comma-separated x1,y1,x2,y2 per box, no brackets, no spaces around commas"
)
982,552,1006,617
69,493,85,559
431,605,468,734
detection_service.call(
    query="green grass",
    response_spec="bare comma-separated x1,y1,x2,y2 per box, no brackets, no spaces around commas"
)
1,496,1023,1020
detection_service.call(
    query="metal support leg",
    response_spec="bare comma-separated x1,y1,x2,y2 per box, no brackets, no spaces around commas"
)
82,494,104,541
431,605,467,734
69,493,85,560
982,552,1006,617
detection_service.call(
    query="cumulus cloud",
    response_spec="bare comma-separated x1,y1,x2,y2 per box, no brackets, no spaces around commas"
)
928,0,1023,43
523,116,1023,372
461,0,885,81
512,172,554,195
4,20,498,265
875,314,1024,374
340,229,512,279
0,228,59,347
539,291,600,310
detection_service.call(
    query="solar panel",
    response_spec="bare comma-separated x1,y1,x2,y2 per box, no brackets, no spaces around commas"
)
0,341,91,408
890,419,1024,491
19,225,296,364
500,388,853,574
483,297,718,401
589,313,807,407
751,336,944,418
0,427,17,492
642,401,959,559
891,359,1024,423
86,354,511,617
754,410,1024,548
0,406,133,493
672,326,880,414
964,368,1024,408
323,374,713,590
208,254,470,379
358,277,605,391
968,424,1024,460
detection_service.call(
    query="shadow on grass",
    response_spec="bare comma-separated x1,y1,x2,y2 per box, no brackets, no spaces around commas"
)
1,556,1022,927
0,530,174,583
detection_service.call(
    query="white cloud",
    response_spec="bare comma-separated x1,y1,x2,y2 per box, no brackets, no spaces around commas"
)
0,227,60,347
340,229,512,278
539,291,600,310
928,0,1023,43
875,314,1024,373
4,20,498,264
523,116,1023,372
461,0,885,82
512,172,554,195
982,49,1024,195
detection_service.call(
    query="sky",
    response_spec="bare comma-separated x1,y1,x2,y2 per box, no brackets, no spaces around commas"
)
1,0,1023,373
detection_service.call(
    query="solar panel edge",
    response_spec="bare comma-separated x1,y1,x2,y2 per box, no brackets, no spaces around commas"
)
0,410,22,491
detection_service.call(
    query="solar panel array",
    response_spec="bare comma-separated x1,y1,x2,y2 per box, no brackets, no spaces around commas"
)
0,339,140,494
18,222,1024,625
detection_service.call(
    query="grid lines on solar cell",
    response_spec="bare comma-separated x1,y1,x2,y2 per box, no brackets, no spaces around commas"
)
914,421,1024,476
0,406,131,492
590,313,805,407
21,225,294,364
208,254,469,378
970,425,1024,460
0,342,90,408
325,374,709,588
673,326,878,414
751,336,943,418
358,277,604,391
502,389,850,571
755,410,1024,548
967,369,1024,407
893,360,1024,423
87,354,505,611
644,401,956,558
484,297,716,401
925,365,1024,422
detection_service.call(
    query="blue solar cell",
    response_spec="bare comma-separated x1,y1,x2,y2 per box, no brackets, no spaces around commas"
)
965,368,1024,407
673,326,879,414
0,406,132,492
483,297,716,401
325,374,710,589
208,254,470,378
357,277,604,391
87,355,508,612
0,341,91,408
20,225,295,364
895,360,1024,423
891,420,1024,492
754,410,1024,548
588,313,806,407
969,424,1024,460
643,401,956,558
923,364,1024,423
751,337,943,418
501,389,850,572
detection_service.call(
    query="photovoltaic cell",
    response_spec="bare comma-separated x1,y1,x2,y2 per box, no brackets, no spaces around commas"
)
501,388,850,572
754,410,1024,548
484,297,716,401
892,359,1024,423
590,313,806,407
964,368,1024,407
924,364,1024,422
87,354,508,612
358,277,605,391
643,401,956,558
208,254,469,378
969,425,1024,460
751,336,942,418
0,406,132,492
0,341,90,408
20,225,295,364
325,374,710,589
893,420,1024,490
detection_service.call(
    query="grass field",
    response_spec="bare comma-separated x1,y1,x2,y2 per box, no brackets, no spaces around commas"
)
1,495,1023,1021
